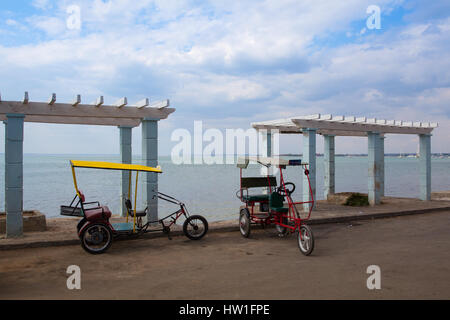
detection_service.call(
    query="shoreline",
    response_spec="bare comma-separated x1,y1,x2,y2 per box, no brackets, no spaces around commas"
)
1,195,450,250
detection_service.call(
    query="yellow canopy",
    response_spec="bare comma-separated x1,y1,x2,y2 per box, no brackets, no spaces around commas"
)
70,160,162,173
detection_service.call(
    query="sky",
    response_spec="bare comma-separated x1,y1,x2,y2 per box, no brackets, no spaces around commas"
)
0,0,449,156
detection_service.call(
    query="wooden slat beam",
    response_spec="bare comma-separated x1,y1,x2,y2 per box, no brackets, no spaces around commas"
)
0,101,175,121
291,118,433,134
72,95,81,106
136,98,149,109
0,114,141,127
93,96,104,107
114,97,127,108
48,93,56,105
148,99,170,109
23,92,29,104
252,113,437,135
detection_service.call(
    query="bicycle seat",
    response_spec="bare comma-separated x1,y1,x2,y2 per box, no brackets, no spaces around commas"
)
125,199,147,217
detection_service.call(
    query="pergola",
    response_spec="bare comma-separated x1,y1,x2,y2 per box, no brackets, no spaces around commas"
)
252,114,438,210
1,92,175,237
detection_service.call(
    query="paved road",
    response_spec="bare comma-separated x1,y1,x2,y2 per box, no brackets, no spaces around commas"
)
0,211,449,299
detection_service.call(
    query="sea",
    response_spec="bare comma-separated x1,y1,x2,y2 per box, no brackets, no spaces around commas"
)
0,154,449,222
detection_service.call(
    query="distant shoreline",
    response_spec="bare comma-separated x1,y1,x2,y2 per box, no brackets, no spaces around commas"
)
0,153,449,157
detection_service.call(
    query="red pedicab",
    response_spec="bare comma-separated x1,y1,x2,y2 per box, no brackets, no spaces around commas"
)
236,157,315,255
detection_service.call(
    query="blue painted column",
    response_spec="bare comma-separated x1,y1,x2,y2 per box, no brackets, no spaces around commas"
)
5,114,25,237
323,134,335,199
119,126,132,216
142,119,158,222
368,132,382,205
380,136,385,197
419,134,431,201
303,128,316,211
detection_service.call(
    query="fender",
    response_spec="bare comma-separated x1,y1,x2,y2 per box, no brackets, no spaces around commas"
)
76,218,86,233
78,220,112,237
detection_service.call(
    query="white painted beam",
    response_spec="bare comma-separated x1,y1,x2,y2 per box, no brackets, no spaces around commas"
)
48,93,56,105
114,97,128,108
72,94,81,106
23,92,29,104
0,100,175,121
386,120,395,125
93,96,104,107
343,116,356,122
253,114,438,135
301,114,321,120
291,118,433,135
136,98,149,109
0,114,141,127
148,99,170,109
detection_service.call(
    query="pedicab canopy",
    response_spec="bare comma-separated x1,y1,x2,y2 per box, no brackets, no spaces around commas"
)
237,156,305,169
70,160,162,173
70,160,163,233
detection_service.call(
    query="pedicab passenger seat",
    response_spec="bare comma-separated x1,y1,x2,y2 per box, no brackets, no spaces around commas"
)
125,199,147,217
269,192,288,213
77,190,112,220
240,176,277,203
84,206,112,220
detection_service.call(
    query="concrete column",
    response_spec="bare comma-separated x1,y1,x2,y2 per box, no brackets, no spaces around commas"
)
323,134,335,200
419,134,431,201
5,114,25,238
119,126,132,216
142,119,158,222
303,128,316,211
380,136,385,197
368,132,382,206
260,130,272,194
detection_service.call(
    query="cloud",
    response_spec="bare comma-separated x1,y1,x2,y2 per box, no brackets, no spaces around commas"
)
0,0,449,155
32,0,52,10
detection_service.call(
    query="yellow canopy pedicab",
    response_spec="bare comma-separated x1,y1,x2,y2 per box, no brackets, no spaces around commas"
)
61,160,208,254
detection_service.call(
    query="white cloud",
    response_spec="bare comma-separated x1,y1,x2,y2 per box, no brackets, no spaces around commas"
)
32,0,52,10
0,0,449,155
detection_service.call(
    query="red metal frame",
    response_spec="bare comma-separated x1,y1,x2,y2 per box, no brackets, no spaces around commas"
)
240,164,314,237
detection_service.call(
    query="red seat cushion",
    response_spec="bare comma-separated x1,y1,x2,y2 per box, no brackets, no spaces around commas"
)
84,206,112,220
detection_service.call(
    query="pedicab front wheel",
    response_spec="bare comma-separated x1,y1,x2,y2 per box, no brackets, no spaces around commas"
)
183,215,209,240
239,208,251,238
80,223,113,254
297,224,314,256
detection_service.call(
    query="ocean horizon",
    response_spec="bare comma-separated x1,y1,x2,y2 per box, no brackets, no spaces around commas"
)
1,154,449,222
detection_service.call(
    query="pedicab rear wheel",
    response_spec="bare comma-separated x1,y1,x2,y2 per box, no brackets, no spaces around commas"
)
183,215,208,240
80,223,113,254
297,224,314,256
239,208,251,238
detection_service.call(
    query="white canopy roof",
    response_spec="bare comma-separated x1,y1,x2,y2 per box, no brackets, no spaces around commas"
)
237,156,306,168
252,114,438,136
0,92,174,127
